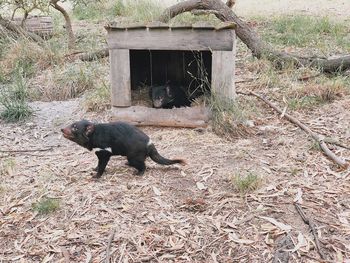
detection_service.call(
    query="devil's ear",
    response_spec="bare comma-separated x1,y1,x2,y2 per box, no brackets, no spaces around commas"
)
85,124,95,137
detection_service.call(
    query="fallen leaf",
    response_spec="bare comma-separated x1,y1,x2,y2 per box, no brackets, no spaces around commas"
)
294,188,303,204
228,233,255,244
259,216,292,232
196,182,207,190
152,186,162,196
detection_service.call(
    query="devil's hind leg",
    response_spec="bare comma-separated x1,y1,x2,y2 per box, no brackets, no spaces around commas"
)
127,154,146,176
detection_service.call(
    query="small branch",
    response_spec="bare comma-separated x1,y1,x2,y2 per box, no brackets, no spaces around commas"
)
323,138,350,151
0,145,60,153
105,228,116,263
237,91,349,168
294,203,326,260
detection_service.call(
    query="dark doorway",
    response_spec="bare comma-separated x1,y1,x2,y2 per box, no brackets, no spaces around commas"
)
130,50,212,97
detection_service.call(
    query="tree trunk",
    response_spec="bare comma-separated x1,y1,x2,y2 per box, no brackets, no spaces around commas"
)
159,0,350,73
0,15,44,43
50,0,75,50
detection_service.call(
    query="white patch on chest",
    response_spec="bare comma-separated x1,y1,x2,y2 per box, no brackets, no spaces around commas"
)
147,139,153,146
96,147,112,153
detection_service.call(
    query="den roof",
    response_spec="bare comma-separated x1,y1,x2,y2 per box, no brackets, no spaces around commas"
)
105,21,236,31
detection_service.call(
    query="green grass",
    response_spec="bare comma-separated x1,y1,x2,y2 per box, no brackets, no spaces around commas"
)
117,0,165,23
32,197,60,215
261,15,350,53
73,0,125,20
0,68,32,122
0,158,16,176
231,172,261,194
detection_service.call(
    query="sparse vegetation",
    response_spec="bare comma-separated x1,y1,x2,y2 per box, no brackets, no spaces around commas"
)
208,94,256,139
0,158,16,176
1,1,350,261
32,197,60,215
261,15,350,53
231,172,261,194
0,68,32,122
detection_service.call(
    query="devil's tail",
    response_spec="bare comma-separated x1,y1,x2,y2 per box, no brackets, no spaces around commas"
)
147,143,186,166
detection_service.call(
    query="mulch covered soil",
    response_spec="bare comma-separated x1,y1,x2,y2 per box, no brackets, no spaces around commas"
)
1,96,349,262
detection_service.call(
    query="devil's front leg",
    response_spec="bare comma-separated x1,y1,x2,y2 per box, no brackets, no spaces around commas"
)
93,150,112,178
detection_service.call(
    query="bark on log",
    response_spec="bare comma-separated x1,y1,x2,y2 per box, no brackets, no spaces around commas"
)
0,16,44,43
159,0,350,73
50,0,75,50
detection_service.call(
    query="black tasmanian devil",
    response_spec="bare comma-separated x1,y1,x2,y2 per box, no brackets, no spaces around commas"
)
61,120,186,178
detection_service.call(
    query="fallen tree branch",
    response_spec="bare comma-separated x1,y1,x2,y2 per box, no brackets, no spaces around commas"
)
294,203,326,260
159,0,350,73
237,90,348,168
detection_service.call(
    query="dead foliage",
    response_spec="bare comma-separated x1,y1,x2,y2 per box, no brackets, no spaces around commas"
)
0,95,349,262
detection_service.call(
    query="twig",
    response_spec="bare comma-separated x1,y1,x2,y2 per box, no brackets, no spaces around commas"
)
323,138,350,150
294,203,326,260
0,145,61,153
297,73,321,81
237,91,349,168
105,228,116,263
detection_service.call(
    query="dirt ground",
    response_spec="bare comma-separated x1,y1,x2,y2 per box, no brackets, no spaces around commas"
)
1,1,350,263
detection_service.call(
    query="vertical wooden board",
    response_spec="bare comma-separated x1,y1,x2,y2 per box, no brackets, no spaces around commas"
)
110,49,131,107
211,49,236,100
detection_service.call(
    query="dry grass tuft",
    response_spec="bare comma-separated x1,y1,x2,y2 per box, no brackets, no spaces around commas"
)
1,40,58,77
30,62,106,101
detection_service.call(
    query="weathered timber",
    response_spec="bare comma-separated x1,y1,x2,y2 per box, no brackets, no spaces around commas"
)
111,106,210,128
109,49,131,107
106,28,235,51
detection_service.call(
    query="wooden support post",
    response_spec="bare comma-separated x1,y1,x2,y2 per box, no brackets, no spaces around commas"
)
109,49,131,107
211,33,236,100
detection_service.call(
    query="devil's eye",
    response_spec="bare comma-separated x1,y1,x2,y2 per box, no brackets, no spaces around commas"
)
72,125,78,132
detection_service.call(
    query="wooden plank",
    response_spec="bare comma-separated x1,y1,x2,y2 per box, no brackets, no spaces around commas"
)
111,106,210,128
147,21,169,29
169,24,193,29
211,31,236,100
109,49,131,107
106,29,235,51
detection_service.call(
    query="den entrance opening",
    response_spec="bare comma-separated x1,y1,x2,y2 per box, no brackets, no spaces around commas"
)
130,50,212,109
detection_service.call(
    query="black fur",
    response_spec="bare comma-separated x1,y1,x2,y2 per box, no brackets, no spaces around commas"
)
61,120,186,178
150,84,191,109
